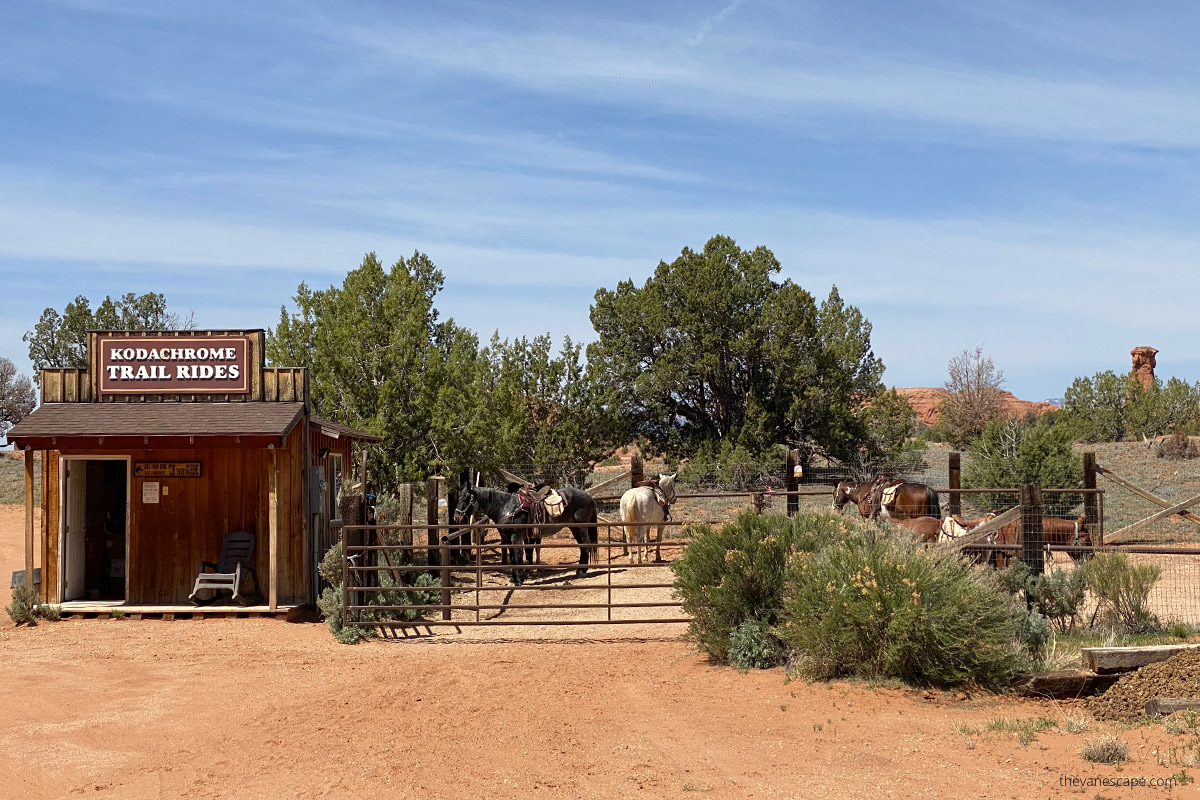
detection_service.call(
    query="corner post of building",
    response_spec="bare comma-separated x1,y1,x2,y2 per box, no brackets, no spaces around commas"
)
784,448,800,517
268,445,279,611
24,448,34,590
947,452,962,518
1082,451,1099,544
1019,484,1044,581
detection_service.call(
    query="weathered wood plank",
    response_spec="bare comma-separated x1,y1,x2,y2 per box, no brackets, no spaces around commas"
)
269,448,279,611
586,470,632,497
1096,464,1200,531
1082,644,1200,674
1107,492,1200,541
24,450,34,590
936,505,1021,552
498,468,532,487
1016,669,1121,699
1146,698,1200,717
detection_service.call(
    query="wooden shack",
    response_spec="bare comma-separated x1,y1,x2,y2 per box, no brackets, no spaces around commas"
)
7,330,379,615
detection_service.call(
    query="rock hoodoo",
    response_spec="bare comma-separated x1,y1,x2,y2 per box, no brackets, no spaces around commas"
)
1131,346,1158,390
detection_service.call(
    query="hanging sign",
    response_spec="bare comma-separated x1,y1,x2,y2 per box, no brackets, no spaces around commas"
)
98,335,250,396
134,462,202,478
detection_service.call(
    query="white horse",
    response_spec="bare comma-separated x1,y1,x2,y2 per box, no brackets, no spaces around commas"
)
618,473,677,563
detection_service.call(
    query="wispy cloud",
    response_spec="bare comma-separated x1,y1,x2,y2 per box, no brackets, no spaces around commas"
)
688,0,744,47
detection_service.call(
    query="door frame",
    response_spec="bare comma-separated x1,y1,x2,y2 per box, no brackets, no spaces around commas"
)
58,455,132,604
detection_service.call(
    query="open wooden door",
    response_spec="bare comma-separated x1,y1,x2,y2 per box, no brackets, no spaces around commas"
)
63,460,87,601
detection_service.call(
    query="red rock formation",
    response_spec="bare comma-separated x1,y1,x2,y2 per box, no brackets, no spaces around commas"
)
894,387,1057,427
1131,346,1158,391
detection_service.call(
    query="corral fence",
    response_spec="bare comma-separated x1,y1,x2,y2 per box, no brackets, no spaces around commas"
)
339,449,1200,629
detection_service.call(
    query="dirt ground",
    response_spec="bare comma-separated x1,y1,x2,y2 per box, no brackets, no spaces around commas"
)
1,506,1196,799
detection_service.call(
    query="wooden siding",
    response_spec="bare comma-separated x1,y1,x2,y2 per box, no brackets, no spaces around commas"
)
44,424,309,605
41,369,92,404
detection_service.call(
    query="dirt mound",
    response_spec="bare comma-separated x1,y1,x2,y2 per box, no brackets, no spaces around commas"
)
1089,647,1200,722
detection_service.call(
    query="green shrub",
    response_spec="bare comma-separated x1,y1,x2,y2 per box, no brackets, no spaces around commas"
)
1027,568,1087,633
1084,552,1161,634
679,441,780,490
4,586,61,626
779,531,1027,688
728,618,786,670
1011,607,1051,659
672,511,853,663
5,585,37,626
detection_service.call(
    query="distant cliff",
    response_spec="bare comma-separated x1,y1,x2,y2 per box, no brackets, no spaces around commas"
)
894,387,1059,427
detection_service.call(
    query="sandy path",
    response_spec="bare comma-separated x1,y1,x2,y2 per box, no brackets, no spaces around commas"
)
0,506,1189,799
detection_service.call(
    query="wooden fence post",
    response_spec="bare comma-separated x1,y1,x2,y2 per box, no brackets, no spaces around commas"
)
1082,451,1099,544
752,493,766,515
785,448,800,517
426,478,439,568
397,483,413,567
630,452,643,488
947,452,962,518
1020,484,1044,579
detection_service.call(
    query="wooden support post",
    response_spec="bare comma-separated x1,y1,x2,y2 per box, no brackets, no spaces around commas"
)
785,448,800,517
24,449,34,591
1082,451,1099,543
268,448,279,611
397,483,413,567
439,536,451,622
752,492,765,515
426,478,439,568
947,452,962,518
1020,484,1044,578
630,453,643,489
339,508,350,629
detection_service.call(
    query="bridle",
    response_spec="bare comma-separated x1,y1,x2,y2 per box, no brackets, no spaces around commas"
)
454,489,477,524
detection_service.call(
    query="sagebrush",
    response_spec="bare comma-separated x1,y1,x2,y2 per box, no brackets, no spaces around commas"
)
671,511,852,663
780,531,1028,687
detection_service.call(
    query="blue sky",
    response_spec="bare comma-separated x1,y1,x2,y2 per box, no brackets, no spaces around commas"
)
2,0,1199,400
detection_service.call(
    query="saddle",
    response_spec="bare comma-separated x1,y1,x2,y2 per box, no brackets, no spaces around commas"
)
879,480,904,509
516,485,567,521
634,479,672,520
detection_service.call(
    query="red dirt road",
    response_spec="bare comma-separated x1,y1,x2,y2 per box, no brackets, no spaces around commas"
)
0,507,1190,799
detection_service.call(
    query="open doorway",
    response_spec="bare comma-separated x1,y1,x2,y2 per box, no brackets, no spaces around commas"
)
61,457,129,602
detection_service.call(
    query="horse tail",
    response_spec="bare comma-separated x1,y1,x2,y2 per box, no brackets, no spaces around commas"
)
928,487,941,520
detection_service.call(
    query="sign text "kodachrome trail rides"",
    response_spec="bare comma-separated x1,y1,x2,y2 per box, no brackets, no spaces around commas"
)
98,335,250,395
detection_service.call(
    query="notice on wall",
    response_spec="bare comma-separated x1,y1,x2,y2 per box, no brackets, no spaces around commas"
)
134,462,201,478
142,481,160,504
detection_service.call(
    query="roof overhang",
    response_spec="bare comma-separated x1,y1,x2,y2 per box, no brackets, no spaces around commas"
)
7,402,305,451
309,414,381,443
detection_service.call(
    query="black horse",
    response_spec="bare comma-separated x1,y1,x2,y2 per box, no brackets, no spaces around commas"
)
453,485,599,586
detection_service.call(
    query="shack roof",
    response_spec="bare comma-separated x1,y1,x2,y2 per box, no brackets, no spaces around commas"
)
8,402,307,449
309,415,381,443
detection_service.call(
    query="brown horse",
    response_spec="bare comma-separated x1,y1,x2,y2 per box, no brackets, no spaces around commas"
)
833,481,876,519
897,512,996,544
991,513,1091,568
867,478,940,522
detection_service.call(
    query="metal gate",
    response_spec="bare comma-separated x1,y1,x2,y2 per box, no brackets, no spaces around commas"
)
341,520,691,628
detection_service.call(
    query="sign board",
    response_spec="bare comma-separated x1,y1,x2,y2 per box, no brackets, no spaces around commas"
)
142,482,160,504
134,462,202,478
98,335,250,396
